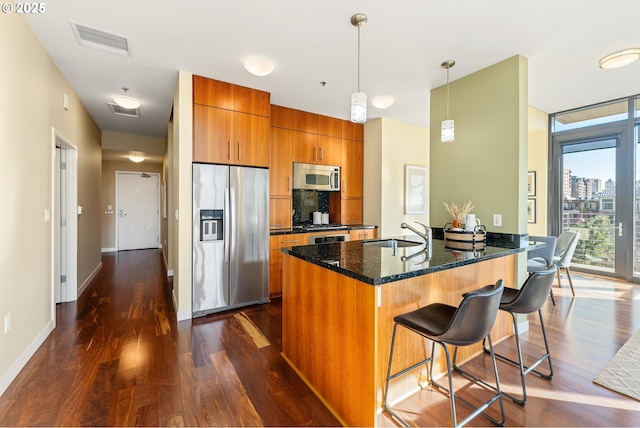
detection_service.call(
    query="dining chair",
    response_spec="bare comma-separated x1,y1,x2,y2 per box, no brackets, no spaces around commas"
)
527,235,557,304
553,231,580,297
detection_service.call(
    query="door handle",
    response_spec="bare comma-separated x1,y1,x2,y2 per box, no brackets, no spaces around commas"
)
613,222,623,237
119,209,126,217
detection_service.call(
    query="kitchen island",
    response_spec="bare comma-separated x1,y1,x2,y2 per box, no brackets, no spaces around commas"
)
281,235,533,426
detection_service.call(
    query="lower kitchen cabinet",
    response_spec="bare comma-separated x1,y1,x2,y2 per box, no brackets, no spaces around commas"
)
349,228,376,241
269,233,307,297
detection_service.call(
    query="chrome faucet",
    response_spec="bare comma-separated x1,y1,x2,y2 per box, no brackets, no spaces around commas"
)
401,222,432,245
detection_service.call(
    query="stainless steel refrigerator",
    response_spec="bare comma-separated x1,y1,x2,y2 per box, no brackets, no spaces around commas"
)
192,163,269,317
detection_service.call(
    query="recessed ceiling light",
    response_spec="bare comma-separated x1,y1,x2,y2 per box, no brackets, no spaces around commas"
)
244,58,274,76
371,96,395,109
599,48,640,69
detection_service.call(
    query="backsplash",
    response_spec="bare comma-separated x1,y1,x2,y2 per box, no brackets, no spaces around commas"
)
292,190,329,224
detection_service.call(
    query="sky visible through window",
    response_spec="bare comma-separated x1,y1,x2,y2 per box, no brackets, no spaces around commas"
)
564,148,616,183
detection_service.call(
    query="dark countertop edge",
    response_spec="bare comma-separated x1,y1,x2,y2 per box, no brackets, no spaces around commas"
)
270,224,378,236
282,239,534,286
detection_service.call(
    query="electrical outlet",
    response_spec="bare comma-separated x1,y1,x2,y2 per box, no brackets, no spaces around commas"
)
493,214,502,227
4,313,11,334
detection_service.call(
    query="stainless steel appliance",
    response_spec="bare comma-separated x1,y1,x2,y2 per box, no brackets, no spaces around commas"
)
293,162,340,191
308,234,350,244
192,163,269,317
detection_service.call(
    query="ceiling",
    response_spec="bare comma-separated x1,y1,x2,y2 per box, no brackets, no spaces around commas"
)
24,0,640,161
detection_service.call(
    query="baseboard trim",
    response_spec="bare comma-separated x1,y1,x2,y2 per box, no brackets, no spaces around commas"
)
101,247,116,253
0,318,55,397
173,289,191,321
78,262,102,298
517,320,530,334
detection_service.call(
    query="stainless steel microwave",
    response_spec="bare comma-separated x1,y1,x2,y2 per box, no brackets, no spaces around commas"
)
293,163,340,191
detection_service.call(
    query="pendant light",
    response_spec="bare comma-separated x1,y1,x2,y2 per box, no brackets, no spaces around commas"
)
350,13,367,123
441,60,455,143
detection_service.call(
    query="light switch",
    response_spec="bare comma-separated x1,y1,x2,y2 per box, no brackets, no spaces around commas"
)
44,209,51,222
107,205,112,211
77,206,83,215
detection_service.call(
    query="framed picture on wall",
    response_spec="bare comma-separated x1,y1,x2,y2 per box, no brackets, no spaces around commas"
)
528,171,536,196
527,198,536,223
405,165,428,214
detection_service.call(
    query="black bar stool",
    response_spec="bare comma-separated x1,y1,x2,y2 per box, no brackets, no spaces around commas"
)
480,265,557,405
383,280,505,427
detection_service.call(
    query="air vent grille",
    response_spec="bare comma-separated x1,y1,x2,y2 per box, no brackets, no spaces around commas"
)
107,102,140,118
70,20,131,57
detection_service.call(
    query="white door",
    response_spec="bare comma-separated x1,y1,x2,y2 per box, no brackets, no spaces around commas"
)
54,147,65,303
52,129,78,303
117,172,160,250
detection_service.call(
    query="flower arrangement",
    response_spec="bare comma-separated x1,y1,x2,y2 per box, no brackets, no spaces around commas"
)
443,200,475,228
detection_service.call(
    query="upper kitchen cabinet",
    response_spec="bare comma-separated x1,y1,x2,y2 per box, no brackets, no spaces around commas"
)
293,132,341,166
193,75,270,116
269,127,293,197
292,110,319,134
193,105,269,166
341,138,363,198
271,105,294,129
342,121,364,142
318,115,343,138
193,76,270,167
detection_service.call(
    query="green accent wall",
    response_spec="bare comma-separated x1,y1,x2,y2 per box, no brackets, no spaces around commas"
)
430,55,528,234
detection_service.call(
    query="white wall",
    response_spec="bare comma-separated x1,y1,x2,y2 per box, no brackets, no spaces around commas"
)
364,118,430,237
0,14,102,395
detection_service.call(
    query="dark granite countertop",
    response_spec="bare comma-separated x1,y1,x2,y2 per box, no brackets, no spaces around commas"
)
282,235,540,286
270,224,377,236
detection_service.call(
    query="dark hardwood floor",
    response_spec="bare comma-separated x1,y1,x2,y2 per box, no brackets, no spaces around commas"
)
1,249,640,426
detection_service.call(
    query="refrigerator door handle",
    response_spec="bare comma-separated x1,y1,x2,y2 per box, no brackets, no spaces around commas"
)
229,187,237,263
224,187,230,262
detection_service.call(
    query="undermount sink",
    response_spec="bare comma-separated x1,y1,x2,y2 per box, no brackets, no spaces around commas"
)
363,239,423,248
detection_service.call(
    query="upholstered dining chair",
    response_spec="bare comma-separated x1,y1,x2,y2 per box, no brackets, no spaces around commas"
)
383,281,505,427
527,235,558,304
553,231,580,298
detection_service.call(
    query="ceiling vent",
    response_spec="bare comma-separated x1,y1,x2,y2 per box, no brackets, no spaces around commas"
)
107,102,140,118
70,20,132,57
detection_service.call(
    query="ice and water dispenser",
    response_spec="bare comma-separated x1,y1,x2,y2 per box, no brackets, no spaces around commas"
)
199,209,223,241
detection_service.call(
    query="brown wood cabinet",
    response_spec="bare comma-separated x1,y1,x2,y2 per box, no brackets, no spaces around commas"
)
341,138,363,198
270,230,352,298
349,228,376,241
269,233,307,298
193,75,270,167
269,104,365,228
269,198,292,230
269,127,293,197
340,198,363,225
292,132,342,166
193,105,269,166
193,75,270,116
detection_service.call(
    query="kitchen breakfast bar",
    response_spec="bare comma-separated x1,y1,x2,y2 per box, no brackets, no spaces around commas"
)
281,234,533,426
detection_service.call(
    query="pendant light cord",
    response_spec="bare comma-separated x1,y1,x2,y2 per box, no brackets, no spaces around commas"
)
357,23,361,93
446,66,450,119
